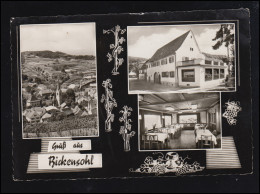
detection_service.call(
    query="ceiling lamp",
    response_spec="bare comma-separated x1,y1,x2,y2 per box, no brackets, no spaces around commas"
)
166,106,175,111
191,104,198,110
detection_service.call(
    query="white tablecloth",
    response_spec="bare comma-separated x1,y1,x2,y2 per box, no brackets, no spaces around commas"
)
196,129,217,145
148,133,169,142
160,127,179,134
195,124,206,131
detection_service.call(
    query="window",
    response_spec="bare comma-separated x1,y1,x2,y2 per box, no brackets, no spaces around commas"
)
205,60,212,65
144,114,162,130
190,48,193,51
220,69,225,78
169,56,174,63
162,72,169,77
210,113,216,124
205,68,213,81
170,71,175,77
164,115,172,126
161,58,167,65
179,114,198,123
220,62,224,66
214,61,219,65
213,69,220,79
182,69,195,82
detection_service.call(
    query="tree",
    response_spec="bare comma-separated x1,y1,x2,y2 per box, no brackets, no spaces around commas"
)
35,77,42,84
22,97,27,109
129,62,140,79
66,89,75,101
21,54,25,64
25,86,32,93
61,68,66,73
22,74,28,81
212,24,235,77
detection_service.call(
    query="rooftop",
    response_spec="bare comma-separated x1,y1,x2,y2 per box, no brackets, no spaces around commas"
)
150,31,190,62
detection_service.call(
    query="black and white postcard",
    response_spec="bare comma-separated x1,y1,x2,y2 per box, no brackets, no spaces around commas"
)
128,24,236,94
20,23,98,138
10,9,254,181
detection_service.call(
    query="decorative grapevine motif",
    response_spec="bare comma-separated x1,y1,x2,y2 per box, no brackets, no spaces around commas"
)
119,106,135,152
103,25,126,75
223,100,242,125
129,152,204,176
101,79,117,132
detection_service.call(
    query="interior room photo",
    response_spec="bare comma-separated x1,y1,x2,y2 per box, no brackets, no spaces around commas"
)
138,92,222,150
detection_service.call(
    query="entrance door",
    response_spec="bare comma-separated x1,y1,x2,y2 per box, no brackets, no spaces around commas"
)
154,72,160,84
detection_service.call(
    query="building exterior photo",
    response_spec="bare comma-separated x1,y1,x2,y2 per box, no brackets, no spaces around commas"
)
144,30,229,89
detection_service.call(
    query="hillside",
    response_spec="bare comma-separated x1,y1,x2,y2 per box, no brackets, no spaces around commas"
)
21,50,95,60
128,56,148,64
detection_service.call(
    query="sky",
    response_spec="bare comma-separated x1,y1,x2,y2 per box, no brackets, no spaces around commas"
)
20,23,96,56
128,23,235,59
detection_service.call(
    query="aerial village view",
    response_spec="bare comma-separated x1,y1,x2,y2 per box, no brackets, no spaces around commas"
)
20,23,98,138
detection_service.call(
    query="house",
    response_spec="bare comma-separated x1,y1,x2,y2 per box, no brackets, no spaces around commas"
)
145,30,228,88
26,95,41,107
45,105,59,112
129,71,137,78
138,61,148,80
76,96,89,104
81,111,89,116
72,105,81,115
37,84,47,91
40,113,52,122
60,102,67,109
63,108,74,117
24,110,41,123
31,107,46,117
39,89,53,99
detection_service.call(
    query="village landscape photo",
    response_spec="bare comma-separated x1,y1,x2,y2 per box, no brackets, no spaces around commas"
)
20,23,98,138
128,23,236,94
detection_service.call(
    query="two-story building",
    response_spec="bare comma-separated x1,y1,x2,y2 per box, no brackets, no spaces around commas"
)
145,30,228,89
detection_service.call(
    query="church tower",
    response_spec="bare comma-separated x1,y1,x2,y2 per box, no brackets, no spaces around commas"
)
56,82,62,107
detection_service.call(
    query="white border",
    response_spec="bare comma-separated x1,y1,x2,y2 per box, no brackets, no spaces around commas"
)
19,22,100,139
138,92,223,151
127,22,238,95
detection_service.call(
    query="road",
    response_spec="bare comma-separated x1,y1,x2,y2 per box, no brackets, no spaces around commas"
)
128,79,233,93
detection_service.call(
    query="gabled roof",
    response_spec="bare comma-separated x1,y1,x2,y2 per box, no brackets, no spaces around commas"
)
42,113,52,119
45,106,58,111
63,108,74,116
81,111,88,116
28,95,39,102
32,107,46,116
40,89,53,95
150,31,191,62
26,110,40,119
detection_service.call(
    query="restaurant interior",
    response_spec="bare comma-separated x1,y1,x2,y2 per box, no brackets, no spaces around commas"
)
139,93,222,150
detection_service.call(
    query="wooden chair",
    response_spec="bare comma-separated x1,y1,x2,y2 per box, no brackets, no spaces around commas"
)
142,134,151,150
200,135,213,148
150,135,160,150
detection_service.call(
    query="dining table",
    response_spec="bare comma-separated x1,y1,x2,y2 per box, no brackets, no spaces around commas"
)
148,132,169,143
195,129,217,146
